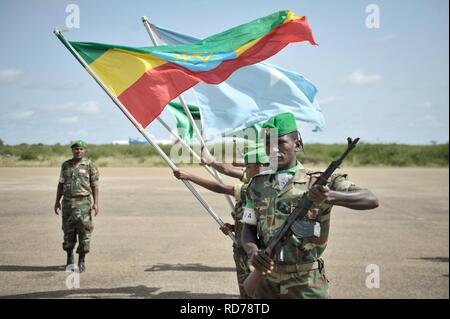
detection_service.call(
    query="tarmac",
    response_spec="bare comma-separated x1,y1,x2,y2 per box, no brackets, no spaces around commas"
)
0,167,448,298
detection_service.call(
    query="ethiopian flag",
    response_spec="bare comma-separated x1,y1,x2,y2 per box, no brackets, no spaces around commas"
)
69,10,316,128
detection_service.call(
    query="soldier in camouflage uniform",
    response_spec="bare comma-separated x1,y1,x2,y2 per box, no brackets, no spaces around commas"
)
173,144,269,298
223,145,271,299
241,112,379,299
54,140,99,273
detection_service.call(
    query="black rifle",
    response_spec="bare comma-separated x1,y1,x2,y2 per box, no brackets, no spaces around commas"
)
243,137,360,297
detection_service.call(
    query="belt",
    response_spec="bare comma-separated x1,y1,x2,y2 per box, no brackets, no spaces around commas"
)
64,195,91,201
65,194,91,198
274,260,322,274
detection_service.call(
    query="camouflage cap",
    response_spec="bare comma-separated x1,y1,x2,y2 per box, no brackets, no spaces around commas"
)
71,140,87,148
262,112,298,137
244,143,269,165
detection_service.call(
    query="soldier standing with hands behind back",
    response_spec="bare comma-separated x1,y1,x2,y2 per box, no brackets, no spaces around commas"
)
54,140,99,273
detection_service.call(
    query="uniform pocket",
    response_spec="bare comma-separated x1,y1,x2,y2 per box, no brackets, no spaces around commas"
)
276,199,291,215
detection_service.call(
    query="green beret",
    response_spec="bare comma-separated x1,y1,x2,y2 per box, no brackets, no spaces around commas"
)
244,143,269,165
71,140,87,148
262,112,298,137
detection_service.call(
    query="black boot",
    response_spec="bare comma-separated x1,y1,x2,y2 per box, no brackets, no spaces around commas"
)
65,251,74,272
78,253,86,273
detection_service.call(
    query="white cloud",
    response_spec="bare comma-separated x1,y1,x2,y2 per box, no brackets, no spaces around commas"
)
419,101,433,108
409,115,442,128
0,69,25,85
40,100,101,113
78,101,100,114
317,96,338,106
69,129,88,136
419,115,435,121
40,101,76,111
375,33,398,43
58,116,79,124
344,70,382,86
10,111,34,120
23,81,82,91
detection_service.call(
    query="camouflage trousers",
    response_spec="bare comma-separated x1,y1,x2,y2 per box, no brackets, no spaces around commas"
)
62,196,93,254
233,245,252,299
254,266,329,299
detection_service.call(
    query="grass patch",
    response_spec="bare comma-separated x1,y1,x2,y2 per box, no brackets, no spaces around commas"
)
0,143,448,167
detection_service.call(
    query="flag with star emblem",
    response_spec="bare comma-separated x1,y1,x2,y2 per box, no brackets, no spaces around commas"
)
151,23,325,142
68,10,316,128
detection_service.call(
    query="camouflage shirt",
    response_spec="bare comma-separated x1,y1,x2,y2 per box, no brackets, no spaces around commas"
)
59,158,99,198
232,169,250,221
242,162,354,267
233,182,249,221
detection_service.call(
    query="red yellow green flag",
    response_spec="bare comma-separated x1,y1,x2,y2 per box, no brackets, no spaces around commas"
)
69,10,316,128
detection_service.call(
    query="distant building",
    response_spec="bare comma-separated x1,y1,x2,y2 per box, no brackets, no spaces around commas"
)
155,139,175,145
112,138,174,145
112,140,129,145
128,138,148,145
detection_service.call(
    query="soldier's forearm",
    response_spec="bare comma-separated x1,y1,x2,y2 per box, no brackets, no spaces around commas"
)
211,162,244,180
188,174,235,195
241,224,259,255
92,187,99,205
326,189,379,210
232,159,246,167
55,183,63,203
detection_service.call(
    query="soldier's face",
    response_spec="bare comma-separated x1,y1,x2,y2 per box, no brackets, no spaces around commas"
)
246,163,260,178
265,134,299,170
72,147,85,159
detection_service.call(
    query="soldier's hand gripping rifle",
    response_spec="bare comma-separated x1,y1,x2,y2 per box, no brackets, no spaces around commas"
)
243,137,360,297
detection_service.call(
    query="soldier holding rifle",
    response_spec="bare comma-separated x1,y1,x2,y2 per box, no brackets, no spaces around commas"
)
241,112,379,299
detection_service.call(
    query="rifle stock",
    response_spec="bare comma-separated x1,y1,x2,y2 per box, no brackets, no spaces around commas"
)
243,137,359,297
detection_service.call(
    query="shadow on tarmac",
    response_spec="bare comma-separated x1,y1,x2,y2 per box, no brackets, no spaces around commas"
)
0,285,238,299
0,265,65,272
145,263,236,272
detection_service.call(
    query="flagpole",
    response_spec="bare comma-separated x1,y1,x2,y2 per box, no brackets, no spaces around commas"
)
141,16,236,209
156,117,228,182
141,17,217,161
141,17,206,149
53,28,237,245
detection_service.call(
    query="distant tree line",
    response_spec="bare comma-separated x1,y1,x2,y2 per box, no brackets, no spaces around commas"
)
0,141,448,167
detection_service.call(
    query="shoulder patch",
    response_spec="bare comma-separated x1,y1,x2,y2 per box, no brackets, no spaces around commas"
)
329,173,355,192
241,207,257,225
293,169,311,184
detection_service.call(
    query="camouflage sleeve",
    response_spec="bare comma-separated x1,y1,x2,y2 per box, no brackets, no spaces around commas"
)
329,173,356,192
58,164,65,183
233,183,243,201
241,181,257,225
89,161,99,188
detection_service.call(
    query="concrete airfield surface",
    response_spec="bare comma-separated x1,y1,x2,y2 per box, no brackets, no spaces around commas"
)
0,167,448,299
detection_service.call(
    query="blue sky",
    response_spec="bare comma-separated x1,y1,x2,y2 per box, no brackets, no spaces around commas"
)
0,0,448,145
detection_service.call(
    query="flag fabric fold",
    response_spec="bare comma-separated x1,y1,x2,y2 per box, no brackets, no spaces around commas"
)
69,10,317,128
167,101,201,145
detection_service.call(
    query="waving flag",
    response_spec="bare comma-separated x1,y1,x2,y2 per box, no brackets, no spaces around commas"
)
152,23,324,142
69,10,316,128
167,101,201,144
